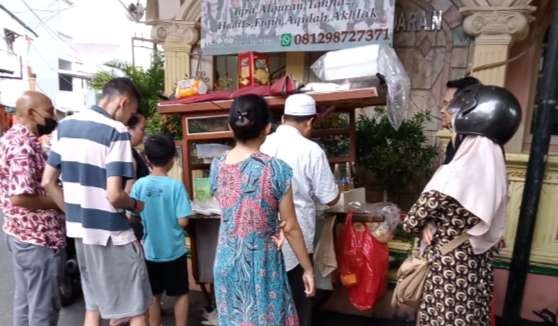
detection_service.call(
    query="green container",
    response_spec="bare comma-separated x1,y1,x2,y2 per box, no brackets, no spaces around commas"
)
193,177,212,201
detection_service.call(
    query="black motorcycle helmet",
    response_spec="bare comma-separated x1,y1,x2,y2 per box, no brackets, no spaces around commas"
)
448,84,522,145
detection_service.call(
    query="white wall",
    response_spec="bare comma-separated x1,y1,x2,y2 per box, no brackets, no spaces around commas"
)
2,0,152,112
157,0,182,20
0,8,32,107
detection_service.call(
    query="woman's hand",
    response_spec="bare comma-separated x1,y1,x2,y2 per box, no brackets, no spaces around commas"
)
422,223,435,245
302,269,316,298
272,225,286,249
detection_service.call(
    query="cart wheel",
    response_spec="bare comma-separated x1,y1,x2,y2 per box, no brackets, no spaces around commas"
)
59,258,81,307
59,277,75,307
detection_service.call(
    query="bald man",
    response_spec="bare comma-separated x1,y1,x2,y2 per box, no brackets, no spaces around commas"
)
0,91,64,326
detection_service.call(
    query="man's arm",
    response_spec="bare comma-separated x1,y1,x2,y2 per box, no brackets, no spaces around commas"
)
104,127,141,212
127,214,141,224
10,194,59,211
311,150,340,206
41,165,65,211
7,141,61,211
325,192,340,207
124,178,135,194
124,159,137,194
106,176,143,213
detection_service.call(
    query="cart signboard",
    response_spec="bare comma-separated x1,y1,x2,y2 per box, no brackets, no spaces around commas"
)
201,0,395,55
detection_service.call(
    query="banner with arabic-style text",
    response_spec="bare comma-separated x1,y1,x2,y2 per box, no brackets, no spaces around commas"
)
201,0,395,55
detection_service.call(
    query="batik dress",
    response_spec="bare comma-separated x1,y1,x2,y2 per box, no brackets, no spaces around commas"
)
403,191,495,326
210,152,299,326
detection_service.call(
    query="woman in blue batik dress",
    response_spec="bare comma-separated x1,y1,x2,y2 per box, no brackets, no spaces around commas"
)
210,94,315,326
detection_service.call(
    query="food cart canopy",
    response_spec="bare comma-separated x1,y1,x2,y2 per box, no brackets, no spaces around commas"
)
158,85,385,115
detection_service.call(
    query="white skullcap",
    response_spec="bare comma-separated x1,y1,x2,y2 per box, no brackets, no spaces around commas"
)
284,94,316,116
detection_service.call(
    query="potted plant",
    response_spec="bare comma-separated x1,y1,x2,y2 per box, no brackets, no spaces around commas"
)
91,54,182,139
356,107,438,210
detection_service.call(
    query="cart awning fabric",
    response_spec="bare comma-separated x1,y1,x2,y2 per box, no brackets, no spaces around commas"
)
161,76,297,107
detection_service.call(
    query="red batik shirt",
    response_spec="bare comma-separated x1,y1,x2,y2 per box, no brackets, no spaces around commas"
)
0,124,65,249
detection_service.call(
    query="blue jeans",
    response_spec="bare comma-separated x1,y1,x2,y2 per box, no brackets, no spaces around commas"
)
5,234,62,326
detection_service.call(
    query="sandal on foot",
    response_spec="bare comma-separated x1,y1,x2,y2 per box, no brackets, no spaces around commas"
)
533,309,557,324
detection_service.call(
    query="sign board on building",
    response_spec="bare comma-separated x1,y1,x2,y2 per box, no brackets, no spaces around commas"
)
201,0,395,55
395,10,443,32
0,51,22,79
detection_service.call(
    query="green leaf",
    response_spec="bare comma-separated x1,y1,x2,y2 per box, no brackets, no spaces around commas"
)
90,53,181,139
356,108,438,193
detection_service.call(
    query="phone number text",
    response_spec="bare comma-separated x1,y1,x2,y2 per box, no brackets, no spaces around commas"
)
293,29,389,45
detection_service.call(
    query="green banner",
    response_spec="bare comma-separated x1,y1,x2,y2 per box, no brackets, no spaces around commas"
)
201,0,395,55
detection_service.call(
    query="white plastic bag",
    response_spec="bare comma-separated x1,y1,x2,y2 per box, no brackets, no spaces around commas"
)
310,44,410,129
348,201,401,243
377,46,410,130
310,45,380,81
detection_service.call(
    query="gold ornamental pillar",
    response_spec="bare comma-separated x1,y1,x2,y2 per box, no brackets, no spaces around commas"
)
460,1,535,86
437,2,535,147
437,2,536,150
152,22,200,95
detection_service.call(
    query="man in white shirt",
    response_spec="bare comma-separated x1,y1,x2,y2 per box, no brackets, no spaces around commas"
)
261,93,339,326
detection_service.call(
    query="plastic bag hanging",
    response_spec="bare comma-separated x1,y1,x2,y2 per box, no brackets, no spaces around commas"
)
377,45,410,130
339,212,360,288
310,45,381,81
339,212,389,310
310,44,410,129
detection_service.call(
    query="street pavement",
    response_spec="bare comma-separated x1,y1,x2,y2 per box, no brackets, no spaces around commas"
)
0,211,413,326
0,212,207,326
0,212,15,322
0,212,83,325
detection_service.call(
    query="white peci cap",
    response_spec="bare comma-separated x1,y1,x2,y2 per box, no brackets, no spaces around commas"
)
284,94,316,116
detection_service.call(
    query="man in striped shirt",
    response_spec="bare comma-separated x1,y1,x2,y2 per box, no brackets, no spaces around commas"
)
42,78,152,326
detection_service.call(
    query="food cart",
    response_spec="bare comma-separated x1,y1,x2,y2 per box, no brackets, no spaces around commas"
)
153,0,417,317
157,74,415,316
159,87,385,192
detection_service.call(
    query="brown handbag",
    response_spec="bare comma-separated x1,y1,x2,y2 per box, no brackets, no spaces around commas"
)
391,233,469,308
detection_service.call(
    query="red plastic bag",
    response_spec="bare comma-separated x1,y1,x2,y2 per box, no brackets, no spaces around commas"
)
339,213,361,287
340,213,389,310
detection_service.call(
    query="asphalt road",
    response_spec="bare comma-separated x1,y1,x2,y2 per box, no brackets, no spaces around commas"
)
0,212,86,325
0,212,206,326
0,213,413,326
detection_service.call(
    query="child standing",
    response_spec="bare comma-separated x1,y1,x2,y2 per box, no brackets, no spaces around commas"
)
131,135,192,326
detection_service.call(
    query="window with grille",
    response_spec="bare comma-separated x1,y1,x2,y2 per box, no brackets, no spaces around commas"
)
58,59,72,70
213,53,286,91
58,74,73,91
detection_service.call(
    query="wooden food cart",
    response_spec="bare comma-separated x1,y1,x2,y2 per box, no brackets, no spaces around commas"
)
159,87,386,192
157,86,389,306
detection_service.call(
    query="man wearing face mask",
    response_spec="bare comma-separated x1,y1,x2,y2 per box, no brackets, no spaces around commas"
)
0,91,65,326
42,78,152,326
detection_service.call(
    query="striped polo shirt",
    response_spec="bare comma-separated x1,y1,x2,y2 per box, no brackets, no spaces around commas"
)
47,106,135,246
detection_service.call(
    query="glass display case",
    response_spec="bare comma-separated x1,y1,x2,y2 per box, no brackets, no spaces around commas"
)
158,88,388,303
159,88,385,196
186,115,230,135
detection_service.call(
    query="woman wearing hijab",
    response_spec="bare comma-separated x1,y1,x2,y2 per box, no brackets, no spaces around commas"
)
403,85,522,325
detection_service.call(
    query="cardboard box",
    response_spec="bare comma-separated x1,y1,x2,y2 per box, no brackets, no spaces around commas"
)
238,52,271,88
329,187,366,211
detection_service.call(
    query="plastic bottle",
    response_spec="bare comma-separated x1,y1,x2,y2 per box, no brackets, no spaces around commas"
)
345,162,354,190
